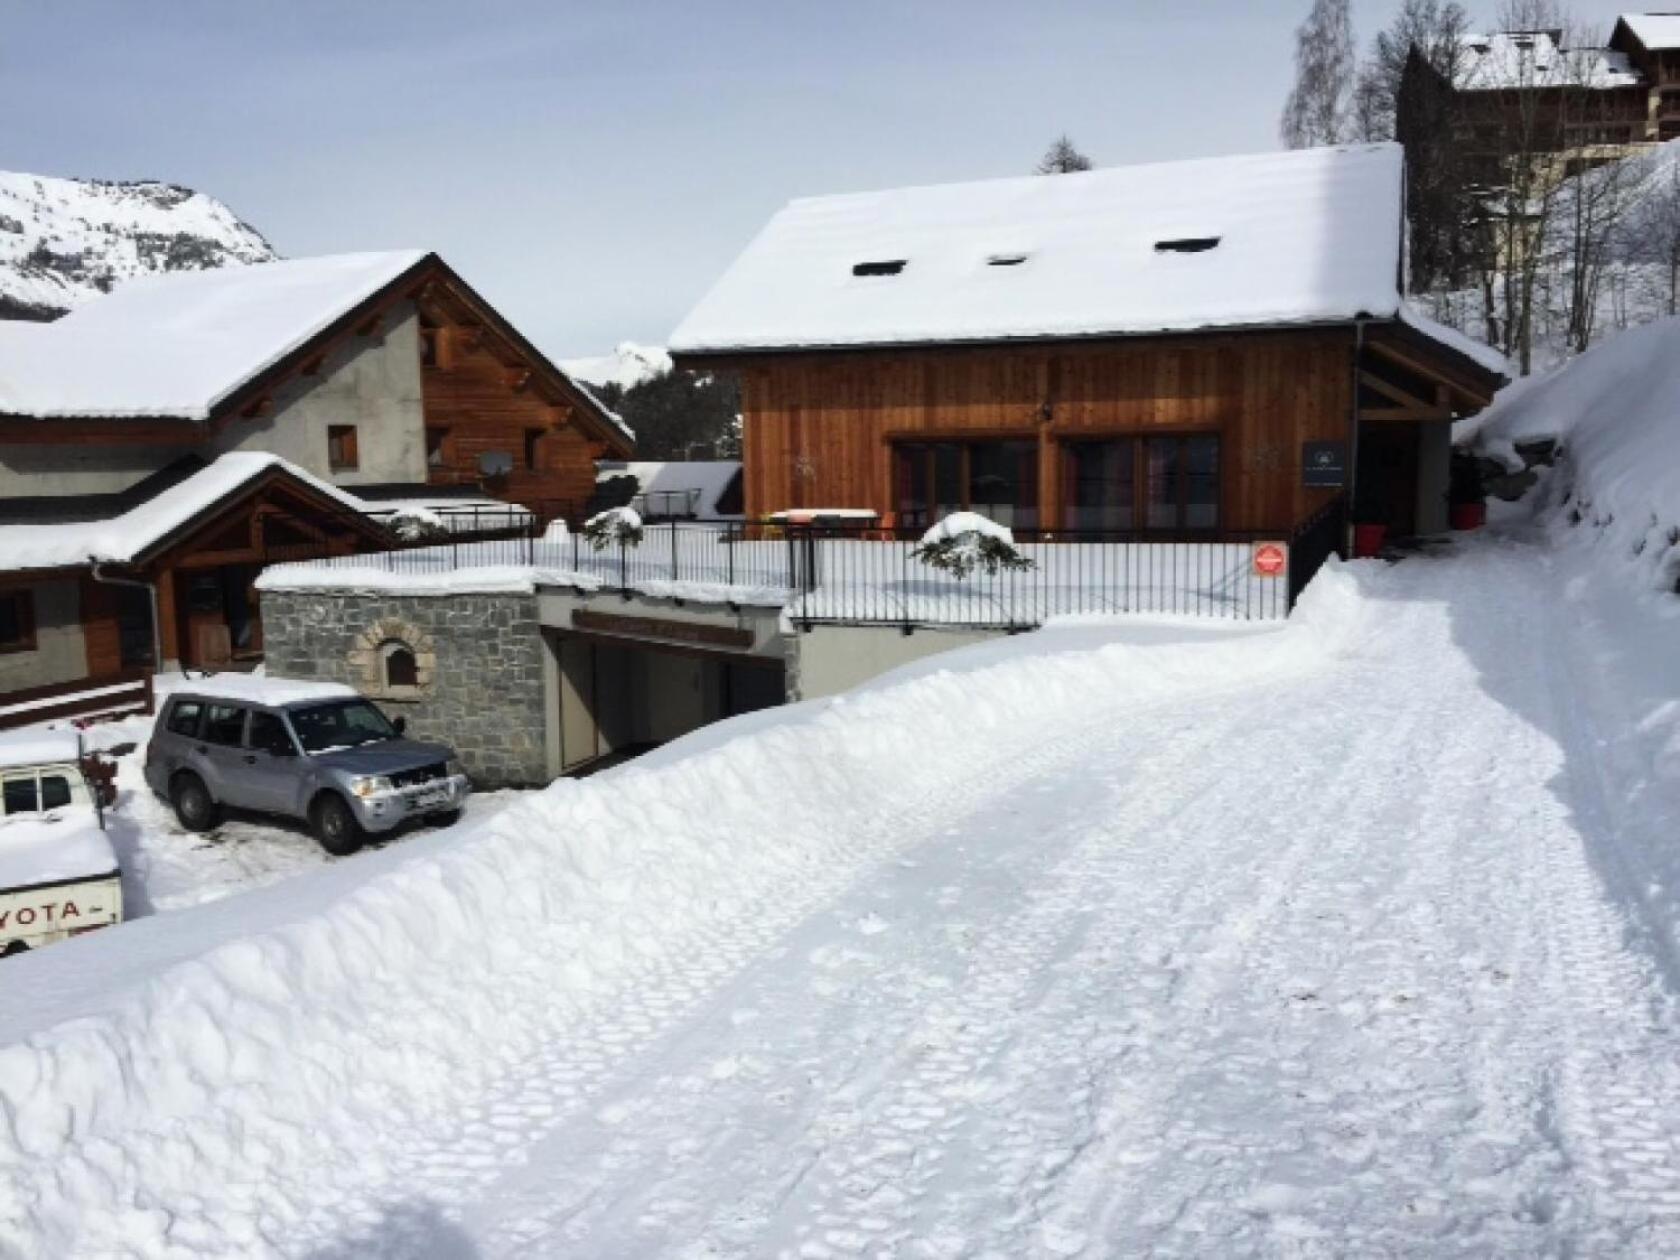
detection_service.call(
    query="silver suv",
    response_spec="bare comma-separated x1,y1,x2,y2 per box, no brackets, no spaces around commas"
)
144,687,471,855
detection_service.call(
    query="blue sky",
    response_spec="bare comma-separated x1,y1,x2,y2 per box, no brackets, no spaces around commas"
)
0,0,1644,356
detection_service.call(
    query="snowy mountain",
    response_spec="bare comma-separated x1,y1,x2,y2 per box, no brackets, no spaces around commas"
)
560,340,672,391
0,170,275,320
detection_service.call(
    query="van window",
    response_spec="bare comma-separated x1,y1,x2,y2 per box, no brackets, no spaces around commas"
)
202,704,247,747
2,776,37,816
39,774,71,810
167,701,205,737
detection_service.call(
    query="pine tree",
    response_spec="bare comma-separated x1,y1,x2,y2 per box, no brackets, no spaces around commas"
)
1036,135,1093,175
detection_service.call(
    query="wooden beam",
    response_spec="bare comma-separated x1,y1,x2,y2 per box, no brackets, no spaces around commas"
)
506,368,533,392
300,353,328,377
1359,406,1451,422
1365,337,1492,408
356,312,384,338
1359,370,1436,413
241,396,274,419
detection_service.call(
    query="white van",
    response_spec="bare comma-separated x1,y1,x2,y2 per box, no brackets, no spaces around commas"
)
0,731,123,957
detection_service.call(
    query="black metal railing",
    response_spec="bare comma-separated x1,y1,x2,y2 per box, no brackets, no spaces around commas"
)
257,502,1343,628
1287,496,1347,609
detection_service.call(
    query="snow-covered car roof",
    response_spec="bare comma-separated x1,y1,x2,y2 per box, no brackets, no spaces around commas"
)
0,730,82,771
671,144,1431,355
167,676,360,708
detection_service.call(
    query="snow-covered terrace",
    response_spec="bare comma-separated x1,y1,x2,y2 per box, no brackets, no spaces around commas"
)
257,523,1303,626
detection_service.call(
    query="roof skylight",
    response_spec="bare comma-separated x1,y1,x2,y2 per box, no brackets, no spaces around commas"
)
1154,236,1222,254
986,253,1029,267
852,260,907,277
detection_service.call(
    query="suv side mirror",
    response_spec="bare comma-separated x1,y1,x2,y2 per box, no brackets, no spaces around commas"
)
392,716,407,736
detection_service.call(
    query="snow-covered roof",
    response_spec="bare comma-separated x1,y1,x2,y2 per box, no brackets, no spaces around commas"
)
0,251,426,421
1456,30,1643,90
0,811,117,893
1619,13,1680,51
668,145,1461,355
169,675,358,707
0,730,81,771
0,451,370,575
598,461,743,519
1398,303,1510,377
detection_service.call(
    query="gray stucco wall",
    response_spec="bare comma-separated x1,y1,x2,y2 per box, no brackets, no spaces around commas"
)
213,302,427,488
0,443,195,498
787,623,1004,701
261,589,551,788
0,579,86,691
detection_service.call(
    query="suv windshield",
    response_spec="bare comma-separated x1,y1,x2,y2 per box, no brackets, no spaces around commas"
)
287,699,399,754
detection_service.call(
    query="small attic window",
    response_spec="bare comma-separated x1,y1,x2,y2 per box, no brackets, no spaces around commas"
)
1154,236,1222,254
852,259,907,277
986,253,1029,267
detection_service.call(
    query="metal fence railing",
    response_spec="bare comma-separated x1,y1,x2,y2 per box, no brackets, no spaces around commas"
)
257,501,1348,628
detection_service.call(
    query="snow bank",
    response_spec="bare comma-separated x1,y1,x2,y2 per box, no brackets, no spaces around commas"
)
1462,316,1680,591
0,559,1371,1256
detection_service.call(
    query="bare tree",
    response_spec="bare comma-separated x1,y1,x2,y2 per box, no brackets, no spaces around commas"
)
1355,0,1470,141
1036,136,1093,175
1281,0,1356,147
1625,150,1680,316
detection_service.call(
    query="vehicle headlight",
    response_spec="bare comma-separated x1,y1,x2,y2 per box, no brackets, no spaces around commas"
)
349,775,394,799
446,758,466,779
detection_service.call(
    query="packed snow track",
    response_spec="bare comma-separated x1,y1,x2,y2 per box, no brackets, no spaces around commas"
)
3,537,1679,1258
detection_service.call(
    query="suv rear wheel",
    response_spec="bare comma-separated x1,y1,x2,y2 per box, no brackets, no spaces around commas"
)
171,772,220,833
310,793,365,857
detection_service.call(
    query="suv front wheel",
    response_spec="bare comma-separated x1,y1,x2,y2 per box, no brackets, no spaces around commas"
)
310,793,365,857
171,772,221,833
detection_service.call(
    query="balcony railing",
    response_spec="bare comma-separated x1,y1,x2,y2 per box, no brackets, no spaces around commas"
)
259,497,1347,629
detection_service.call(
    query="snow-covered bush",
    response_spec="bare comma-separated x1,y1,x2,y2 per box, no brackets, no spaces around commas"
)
383,507,448,543
582,505,644,551
912,511,1036,578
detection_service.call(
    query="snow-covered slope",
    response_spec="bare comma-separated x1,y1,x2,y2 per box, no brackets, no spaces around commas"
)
1459,314,1680,592
6,542,1680,1254
0,170,275,321
560,341,672,391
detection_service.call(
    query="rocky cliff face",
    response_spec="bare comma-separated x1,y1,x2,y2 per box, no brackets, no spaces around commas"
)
0,171,276,320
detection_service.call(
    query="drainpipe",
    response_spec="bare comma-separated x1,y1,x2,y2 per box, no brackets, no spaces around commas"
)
90,562,162,677
1346,318,1367,553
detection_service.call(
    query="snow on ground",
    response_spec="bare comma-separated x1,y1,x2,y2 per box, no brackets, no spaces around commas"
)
5,523,1680,1256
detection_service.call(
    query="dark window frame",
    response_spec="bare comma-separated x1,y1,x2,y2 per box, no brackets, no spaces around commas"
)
327,424,360,472
523,427,544,472
0,589,37,654
892,438,1040,531
1058,432,1222,535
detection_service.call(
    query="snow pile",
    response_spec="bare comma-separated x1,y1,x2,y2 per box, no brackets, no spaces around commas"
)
0,170,274,320
1461,315,1680,591
911,511,1033,579
582,504,644,549
0,560,1365,1255
559,341,672,391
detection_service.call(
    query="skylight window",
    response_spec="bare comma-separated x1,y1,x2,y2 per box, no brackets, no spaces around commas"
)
852,259,907,277
986,253,1029,267
1154,237,1222,254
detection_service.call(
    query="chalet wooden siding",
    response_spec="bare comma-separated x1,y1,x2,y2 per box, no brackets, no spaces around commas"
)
737,330,1354,533
419,311,611,512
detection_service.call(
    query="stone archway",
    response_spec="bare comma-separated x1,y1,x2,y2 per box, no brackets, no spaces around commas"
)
348,615,438,700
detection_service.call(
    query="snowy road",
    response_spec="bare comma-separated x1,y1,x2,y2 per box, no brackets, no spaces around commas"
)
433,543,1680,1257
6,539,1680,1258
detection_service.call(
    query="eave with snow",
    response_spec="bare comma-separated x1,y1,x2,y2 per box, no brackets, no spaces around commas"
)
669,143,1506,540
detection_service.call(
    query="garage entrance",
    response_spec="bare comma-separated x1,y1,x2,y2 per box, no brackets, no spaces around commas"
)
553,631,784,775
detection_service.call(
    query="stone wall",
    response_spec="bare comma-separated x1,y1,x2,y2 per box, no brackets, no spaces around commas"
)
261,590,549,788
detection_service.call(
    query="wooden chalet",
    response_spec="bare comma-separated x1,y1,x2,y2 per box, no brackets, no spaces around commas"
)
0,251,633,693
669,143,1506,543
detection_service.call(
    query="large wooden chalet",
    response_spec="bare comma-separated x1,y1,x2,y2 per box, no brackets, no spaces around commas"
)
669,143,1506,544
0,252,632,691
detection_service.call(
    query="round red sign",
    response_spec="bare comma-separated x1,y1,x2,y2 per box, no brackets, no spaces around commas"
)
1253,542,1287,577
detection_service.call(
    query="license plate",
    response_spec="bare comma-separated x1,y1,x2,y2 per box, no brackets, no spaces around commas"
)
410,788,448,810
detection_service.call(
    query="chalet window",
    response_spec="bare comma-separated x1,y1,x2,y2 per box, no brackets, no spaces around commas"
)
894,440,1038,530
1145,434,1220,531
0,590,35,654
1063,440,1137,531
1061,435,1219,532
852,259,907,277
426,427,449,468
524,428,544,472
327,424,359,471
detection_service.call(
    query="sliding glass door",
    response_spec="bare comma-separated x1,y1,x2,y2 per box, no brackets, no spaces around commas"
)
1063,434,1220,532
894,440,1039,529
